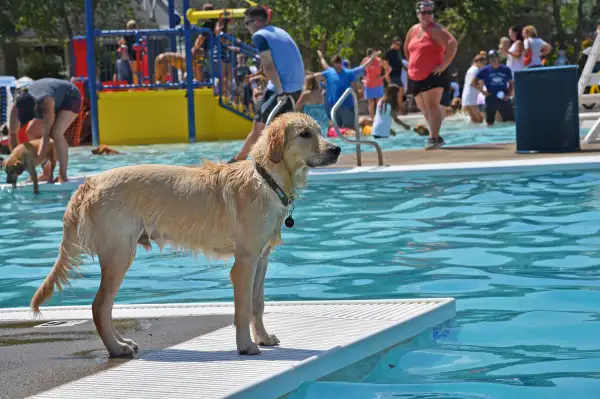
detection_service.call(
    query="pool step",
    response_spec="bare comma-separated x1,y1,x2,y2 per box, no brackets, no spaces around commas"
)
8,300,455,399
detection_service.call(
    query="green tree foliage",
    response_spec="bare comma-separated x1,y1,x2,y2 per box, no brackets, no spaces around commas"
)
0,0,136,41
265,0,600,72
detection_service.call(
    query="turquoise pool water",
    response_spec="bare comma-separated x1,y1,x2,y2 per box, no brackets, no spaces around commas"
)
2,170,600,398
57,121,587,178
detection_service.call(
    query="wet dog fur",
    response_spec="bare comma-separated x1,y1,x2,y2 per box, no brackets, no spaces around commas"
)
30,113,341,357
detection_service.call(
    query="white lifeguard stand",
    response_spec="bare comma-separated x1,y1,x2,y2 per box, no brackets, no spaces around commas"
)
580,27,600,143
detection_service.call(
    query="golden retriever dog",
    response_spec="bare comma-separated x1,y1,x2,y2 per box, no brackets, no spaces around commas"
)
30,113,341,357
3,139,57,194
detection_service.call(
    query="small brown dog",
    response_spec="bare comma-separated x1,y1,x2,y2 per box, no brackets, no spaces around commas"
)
91,145,122,155
414,124,430,136
3,139,57,194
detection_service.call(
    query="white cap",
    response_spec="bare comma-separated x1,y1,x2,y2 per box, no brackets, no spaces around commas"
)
497,91,505,99
11,76,34,90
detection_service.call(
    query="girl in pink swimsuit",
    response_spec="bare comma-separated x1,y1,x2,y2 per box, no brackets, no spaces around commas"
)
405,0,458,150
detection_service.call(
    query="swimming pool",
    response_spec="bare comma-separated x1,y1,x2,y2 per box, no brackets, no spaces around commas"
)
2,169,600,398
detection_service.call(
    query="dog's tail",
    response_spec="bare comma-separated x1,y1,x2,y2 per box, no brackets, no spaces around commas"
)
30,181,93,315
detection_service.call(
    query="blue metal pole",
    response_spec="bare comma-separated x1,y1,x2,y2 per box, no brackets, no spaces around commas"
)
84,0,100,147
182,0,196,143
168,0,177,33
168,0,178,83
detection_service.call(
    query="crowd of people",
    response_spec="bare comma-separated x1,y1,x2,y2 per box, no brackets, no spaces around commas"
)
228,1,560,154
228,0,460,157
98,0,560,157
459,25,552,126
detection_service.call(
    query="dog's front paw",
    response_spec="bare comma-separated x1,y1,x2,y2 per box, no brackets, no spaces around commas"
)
121,338,139,351
108,343,135,358
237,340,261,356
258,333,280,347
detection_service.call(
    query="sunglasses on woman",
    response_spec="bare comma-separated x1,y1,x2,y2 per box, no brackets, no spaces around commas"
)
416,0,435,14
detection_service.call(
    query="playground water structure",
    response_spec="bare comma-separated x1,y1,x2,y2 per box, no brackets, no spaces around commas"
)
72,0,266,147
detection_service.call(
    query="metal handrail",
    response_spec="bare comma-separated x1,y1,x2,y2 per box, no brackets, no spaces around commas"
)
331,88,383,166
265,94,296,126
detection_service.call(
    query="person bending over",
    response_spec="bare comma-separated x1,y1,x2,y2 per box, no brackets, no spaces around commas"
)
8,78,81,182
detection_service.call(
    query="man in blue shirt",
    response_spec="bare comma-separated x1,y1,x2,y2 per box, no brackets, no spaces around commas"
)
314,51,378,129
231,5,305,162
472,50,515,126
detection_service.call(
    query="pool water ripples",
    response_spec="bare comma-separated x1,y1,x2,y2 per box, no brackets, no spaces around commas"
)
2,168,600,398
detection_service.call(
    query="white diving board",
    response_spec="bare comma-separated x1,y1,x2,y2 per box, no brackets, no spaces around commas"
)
0,299,456,399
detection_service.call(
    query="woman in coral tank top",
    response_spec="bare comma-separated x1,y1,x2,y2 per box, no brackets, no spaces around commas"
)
405,1,457,149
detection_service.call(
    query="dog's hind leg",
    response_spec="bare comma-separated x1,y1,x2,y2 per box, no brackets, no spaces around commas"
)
251,245,279,347
230,247,261,355
93,245,137,357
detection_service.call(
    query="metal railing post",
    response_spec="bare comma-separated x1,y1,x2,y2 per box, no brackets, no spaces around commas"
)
84,0,99,147
265,95,295,126
182,0,196,143
330,88,383,166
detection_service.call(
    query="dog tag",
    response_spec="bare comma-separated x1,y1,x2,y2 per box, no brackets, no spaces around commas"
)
285,215,295,228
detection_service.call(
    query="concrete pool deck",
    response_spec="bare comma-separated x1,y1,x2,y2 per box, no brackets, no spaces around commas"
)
332,141,600,168
0,314,232,399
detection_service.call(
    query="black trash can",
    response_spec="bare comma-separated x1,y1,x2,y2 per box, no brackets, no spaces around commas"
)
514,65,580,153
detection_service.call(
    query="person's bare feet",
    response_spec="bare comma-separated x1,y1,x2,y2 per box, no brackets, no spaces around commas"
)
54,176,69,183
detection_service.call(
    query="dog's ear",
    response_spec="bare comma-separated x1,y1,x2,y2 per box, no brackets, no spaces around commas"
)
267,121,285,164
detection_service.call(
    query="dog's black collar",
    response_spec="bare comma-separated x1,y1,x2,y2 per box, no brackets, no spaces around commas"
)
254,163,292,207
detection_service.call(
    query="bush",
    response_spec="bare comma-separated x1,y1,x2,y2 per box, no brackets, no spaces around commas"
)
21,51,64,80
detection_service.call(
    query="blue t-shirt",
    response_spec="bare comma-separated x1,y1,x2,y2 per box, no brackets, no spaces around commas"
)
252,25,304,93
475,65,513,96
322,66,365,108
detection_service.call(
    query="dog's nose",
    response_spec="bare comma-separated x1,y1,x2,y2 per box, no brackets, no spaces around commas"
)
328,146,341,156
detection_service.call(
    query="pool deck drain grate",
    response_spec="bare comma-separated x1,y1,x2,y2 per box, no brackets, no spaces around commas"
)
0,299,455,399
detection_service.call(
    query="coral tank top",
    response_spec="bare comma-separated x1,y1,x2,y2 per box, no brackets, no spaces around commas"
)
363,57,383,88
407,24,445,81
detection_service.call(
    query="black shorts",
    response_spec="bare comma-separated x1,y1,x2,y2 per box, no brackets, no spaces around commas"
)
407,70,450,97
59,85,82,114
485,95,514,125
254,89,301,124
388,75,404,88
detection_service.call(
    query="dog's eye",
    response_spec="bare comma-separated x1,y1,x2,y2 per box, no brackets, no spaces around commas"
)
299,130,312,138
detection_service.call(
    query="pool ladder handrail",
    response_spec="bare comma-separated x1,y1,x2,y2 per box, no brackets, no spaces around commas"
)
331,88,384,166
265,94,296,126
